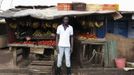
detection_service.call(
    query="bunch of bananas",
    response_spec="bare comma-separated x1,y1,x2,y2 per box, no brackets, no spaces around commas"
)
52,23,58,29
9,23,17,29
33,30,43,37
94,21,104,28
81,20,104,28
32,22,39,29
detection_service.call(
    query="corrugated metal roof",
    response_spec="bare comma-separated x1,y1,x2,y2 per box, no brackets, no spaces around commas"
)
0,7,116,20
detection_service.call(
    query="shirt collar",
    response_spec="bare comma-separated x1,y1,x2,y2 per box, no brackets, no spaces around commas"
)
62,24,69,27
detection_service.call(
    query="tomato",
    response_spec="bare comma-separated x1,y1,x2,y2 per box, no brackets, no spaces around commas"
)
37,40,56,46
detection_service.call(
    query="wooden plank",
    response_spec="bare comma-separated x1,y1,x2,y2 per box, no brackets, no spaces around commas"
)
16,55,23,64
83,44,86,60
8,44,54,49
104,42,109,67
81,40,106,45
16,49,23,55
30,48,44,54
28,65,53,73
17,53,23,57
30,61,54,66
107,41,118,67
8,44,28,47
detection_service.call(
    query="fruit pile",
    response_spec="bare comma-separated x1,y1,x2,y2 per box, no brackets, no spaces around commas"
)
37,40,56,46
32,30,56,38
79,34,97,40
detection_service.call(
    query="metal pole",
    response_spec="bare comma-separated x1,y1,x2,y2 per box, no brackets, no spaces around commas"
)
105,15,108,34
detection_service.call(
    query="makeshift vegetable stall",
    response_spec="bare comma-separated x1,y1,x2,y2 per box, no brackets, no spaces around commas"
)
6,16,59,67
72,16,107,67
0,4,120,69
76,34,107,67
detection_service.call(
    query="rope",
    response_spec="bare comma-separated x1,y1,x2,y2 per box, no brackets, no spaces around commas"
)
85,49,103,64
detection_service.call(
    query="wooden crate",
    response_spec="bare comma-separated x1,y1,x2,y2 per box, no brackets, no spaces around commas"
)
28,60,54,74
102,4,119,11
86,4,103,11
57,3,72,11
72,3,86,11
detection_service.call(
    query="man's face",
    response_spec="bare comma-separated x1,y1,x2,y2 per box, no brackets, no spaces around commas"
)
63,17,69,24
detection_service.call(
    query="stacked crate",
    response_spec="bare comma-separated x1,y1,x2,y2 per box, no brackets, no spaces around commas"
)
57,3,119,11
72,3,86,11
57,3,72,11
28,61,54,75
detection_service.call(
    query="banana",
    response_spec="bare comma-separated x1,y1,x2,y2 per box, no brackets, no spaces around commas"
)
82,21,86,26
9,23,17,29
89,21,94,27
32,22,39,29
95,21,103,28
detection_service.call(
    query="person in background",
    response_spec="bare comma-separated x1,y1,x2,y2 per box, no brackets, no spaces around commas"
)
56,16,73,75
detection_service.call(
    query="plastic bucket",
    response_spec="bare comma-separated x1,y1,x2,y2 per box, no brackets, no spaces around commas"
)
115,58,126,69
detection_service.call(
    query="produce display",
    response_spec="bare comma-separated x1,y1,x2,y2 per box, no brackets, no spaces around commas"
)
37,40,56,46
33,30,43,37
32,30,56,39
78,33,97,40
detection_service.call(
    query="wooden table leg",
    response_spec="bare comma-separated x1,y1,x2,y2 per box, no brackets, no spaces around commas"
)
83,44,86,60
12,47,17,66
101,44,105,66
80,44,86,68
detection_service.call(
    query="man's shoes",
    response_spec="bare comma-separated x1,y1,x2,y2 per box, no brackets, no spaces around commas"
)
67,67,71,75
55,67,61,75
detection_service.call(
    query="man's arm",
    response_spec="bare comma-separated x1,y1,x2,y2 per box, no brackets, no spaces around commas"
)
70,35,73,53
56,34,59,53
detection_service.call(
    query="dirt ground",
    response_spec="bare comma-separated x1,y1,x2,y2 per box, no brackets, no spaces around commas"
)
0,48,15,69
0,48,134,75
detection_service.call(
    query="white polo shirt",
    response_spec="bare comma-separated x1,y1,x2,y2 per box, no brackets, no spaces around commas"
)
57,25,73,47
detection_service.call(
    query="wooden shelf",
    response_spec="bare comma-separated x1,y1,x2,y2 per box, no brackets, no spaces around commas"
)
8,44,54,49
16,36,55,40
79,39,107,45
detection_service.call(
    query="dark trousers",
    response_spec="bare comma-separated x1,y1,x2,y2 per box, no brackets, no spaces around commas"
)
22,47,30,59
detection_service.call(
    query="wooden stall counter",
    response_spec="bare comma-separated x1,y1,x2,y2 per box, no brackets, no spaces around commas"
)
8,44,56,67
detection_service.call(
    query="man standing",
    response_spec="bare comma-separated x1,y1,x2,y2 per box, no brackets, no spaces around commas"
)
56,16,73,75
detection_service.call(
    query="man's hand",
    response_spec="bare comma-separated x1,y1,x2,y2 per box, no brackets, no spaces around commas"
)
26,36,31,41
56,46,59,54
70,35,73,54
56,34,59,54
70,46,73,54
